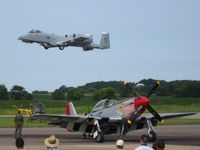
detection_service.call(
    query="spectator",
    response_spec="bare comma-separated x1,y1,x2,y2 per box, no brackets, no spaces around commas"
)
44,135,60,150
15,110,24,138
152,142,157,150
116,139,124,149
16,137,25,150
156,140,165,150
134,134,153,150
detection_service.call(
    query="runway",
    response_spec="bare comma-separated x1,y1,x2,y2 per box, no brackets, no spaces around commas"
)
0,125,200,150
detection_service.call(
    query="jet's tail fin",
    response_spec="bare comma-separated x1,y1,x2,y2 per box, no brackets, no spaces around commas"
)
66,102,77,116
99,32,110,49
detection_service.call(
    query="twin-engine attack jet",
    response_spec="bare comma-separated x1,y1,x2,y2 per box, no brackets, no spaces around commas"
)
30,81,195,143
18,29,110,51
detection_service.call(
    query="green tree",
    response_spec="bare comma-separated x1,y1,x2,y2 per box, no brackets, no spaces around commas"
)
52,89,65,100
92,87,116,101
24,93,33,100
10,85,26,100
175,82,200,97
0,84,9,100
67,88,84,100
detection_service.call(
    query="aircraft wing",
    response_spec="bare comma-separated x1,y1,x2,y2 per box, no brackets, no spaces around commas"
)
128,112,196,131
30,114,87,121
140,112,196,120
159,112,196,120
72,36,89,43
56,36,90,46
31,113,122,122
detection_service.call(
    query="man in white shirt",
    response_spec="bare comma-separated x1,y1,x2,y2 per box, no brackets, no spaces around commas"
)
134,134,153,150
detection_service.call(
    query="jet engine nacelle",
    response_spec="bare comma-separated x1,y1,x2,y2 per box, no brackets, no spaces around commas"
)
83,46,94,51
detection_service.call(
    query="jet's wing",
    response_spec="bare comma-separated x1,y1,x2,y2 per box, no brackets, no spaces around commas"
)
72,36,89,43
56,36,90,46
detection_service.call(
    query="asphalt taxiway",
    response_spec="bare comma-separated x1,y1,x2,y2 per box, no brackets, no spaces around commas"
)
0,125,200,150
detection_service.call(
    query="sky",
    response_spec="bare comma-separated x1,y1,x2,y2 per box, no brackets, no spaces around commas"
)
0,0,200,92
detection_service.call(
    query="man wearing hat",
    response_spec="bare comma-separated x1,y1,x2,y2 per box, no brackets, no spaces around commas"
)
134,134,153,150
116,139,124,149
44,135,60,150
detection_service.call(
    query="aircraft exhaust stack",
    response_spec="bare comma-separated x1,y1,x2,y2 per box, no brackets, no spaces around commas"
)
99,32,110,49
66,102,77,116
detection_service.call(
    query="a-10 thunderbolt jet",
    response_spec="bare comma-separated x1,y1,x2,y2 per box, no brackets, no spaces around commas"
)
18,29,110,51
30,81,195,143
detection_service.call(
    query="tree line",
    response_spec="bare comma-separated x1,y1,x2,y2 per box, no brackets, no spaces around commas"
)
52,79,200,100
0,85,33,100
1,79,200,101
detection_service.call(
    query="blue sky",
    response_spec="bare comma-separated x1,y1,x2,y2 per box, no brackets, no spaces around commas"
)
0,0,199,92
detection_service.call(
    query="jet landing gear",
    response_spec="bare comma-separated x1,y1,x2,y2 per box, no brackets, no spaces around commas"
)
146,119,157,142
93,120,104,143
59,46,64,50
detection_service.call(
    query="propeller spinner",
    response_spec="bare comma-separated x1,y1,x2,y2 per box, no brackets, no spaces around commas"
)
124,80,164,122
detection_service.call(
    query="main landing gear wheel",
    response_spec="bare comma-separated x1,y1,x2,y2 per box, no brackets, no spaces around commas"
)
59,46,64,50
44,46,48,49
148,131,157,142
95,131,104,143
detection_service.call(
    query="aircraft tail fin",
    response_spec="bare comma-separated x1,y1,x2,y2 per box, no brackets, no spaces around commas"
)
99,32,110,49
66,102,77,116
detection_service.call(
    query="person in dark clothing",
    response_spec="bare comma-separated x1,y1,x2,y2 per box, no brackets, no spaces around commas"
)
156,140,165,150
15,110,24,138
16,137,25,150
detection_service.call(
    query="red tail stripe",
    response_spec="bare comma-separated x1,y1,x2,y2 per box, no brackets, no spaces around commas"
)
66,103,70,115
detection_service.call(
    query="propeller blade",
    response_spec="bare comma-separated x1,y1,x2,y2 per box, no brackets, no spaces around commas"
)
123,81,140,98
147,80,160,98
147,104,163,122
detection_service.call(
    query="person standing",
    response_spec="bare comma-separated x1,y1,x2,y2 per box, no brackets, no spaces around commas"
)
134,134,153,150
15,110,24,138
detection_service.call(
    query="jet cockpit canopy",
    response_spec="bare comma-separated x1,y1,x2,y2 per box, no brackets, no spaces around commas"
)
29,29,42,33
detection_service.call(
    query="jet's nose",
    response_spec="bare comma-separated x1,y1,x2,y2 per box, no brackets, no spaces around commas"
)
18,35,23,40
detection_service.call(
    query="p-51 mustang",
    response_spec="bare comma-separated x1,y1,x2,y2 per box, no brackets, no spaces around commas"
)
18,29,110,51
30,81,195,143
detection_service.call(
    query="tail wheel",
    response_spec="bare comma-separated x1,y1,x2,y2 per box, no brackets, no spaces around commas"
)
82,133,86,139
148,131,157,142
96,131,104,143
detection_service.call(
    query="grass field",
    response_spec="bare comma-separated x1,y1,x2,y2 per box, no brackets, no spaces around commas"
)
0,117,49,127
1,95,200,115
0,95,200,127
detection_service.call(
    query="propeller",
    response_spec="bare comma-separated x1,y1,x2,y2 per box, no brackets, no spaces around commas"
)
147,80,160,98
146,81,163,122
124,80,164,122
123,81,140,98
146,104,163,122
